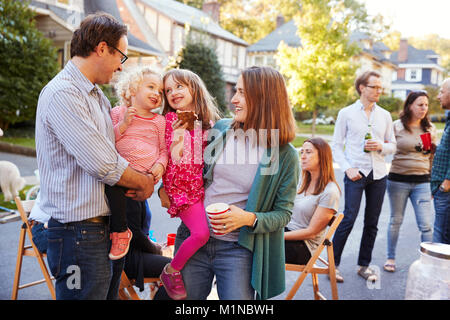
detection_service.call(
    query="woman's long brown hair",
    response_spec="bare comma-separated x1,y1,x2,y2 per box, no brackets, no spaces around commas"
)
231,66,296,147
298,138,340,196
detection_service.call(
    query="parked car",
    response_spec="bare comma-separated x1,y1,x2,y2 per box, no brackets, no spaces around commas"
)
430,114,447,123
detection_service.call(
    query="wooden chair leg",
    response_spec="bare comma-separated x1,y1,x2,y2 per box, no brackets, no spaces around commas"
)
119,272,141,300
286,270,308,300
327,245,339,300
311,273,320,300
12,227,26,300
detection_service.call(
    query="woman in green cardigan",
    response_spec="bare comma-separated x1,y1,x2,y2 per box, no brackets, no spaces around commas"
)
174,66,299,300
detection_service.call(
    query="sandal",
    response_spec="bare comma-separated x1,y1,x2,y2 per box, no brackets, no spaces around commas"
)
328,268,344,283
383,263,396,273
357,266,378,282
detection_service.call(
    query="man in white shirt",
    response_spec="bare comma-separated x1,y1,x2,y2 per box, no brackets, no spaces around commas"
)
331,71,396,282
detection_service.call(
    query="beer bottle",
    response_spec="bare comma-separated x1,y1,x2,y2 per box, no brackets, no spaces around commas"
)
364,125,372,153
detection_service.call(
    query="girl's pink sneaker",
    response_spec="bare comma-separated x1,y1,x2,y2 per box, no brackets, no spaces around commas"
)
109,228,132,260
160,264,187,300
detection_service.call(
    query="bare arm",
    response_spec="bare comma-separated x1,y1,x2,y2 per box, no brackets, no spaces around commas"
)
284,206,335,241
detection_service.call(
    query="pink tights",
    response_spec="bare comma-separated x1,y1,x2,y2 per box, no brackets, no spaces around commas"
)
170,200,210,271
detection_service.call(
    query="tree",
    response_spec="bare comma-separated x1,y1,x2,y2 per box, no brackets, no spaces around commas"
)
0,0,59,130
167,40,228,114
275,0,360,135
220,0,301,44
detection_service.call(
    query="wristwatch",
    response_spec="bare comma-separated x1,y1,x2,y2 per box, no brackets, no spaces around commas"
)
439,184,447,192
252,217,258,229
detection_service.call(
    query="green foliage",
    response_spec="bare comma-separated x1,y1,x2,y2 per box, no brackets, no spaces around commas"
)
167,40,227,114
0,0,59,130
276,0,360,113
99,84,119,108
378,95,403,113
220,0,301,44
424,85,443,115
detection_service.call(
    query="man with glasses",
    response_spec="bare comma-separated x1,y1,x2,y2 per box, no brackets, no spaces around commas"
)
35,13,154,300
331,70,396,282
431,78,450,244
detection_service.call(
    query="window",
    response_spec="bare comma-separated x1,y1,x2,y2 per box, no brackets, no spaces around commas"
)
232,45,238,67
406,68,422,82
254,56,264,66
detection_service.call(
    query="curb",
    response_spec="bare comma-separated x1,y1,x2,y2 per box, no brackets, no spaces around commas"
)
0,141,36,157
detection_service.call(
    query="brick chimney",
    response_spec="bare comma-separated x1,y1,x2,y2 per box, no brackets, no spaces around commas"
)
202,1,220,23
398,38,408,63
276,15,285,28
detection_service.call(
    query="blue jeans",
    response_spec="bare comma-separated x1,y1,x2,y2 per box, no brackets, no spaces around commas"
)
175,223,254,300
46,218,113,300
387,180,433,259
31,223,48,254
432,190,450,244
333,171,386,266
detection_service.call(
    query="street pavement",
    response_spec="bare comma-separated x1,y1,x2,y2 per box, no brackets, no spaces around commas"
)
0,150,431,300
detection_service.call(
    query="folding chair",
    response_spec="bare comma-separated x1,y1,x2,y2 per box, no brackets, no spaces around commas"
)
285,213,344,300
11,197,55,300
118,270,160,300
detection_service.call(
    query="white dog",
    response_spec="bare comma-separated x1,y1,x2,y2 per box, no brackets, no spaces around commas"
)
0,161,26,202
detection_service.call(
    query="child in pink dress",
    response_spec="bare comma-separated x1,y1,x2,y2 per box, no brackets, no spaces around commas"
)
106,66,167,260
159,69,220,300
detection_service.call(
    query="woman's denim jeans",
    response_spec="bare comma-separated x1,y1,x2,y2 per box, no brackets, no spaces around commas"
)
387,180,433,259
175,223,254,300
46,218,113,300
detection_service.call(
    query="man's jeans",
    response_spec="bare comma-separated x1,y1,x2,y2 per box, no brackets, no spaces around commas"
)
175,223,254,300
433,190,450,244
387,180,433,259
31,223,48,254
333,171,387,266
46,218,113,300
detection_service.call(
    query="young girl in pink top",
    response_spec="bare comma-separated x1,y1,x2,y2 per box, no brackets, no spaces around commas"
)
159,69,220,299
106,66,168,260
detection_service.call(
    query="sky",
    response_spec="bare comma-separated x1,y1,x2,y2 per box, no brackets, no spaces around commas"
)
360,0,450,39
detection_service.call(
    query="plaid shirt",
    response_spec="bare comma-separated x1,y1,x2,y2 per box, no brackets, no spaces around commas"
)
431,114,450,194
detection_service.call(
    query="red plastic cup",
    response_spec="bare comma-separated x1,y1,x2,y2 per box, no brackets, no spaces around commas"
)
206,203,230,236
166,233,176,246
420,132,432,151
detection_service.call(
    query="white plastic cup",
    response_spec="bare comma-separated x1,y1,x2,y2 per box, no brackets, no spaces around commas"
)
206,203,230,236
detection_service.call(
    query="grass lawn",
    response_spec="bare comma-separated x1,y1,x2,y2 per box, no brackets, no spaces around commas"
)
296,121,335,136
0,136,35,149
0,185,33,211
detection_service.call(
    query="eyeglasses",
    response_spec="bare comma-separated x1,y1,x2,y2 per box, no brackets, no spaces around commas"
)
108,44,128,64
366,85,383,92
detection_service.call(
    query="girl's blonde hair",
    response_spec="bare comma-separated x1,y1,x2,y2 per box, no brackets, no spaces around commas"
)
114,66,163,107
162,69,221,130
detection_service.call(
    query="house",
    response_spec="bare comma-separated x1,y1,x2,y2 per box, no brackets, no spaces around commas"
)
26,0,248,107
247,19,397,95
127,0,248,104
390,39,445,100
26,0,162,69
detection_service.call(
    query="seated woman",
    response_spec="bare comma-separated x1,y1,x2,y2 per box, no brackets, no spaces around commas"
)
284,138,341,266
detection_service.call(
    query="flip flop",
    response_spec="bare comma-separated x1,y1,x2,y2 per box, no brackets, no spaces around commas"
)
357,266,378,282
383,263,396,273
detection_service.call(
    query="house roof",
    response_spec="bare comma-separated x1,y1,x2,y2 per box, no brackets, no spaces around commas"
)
247,19,300,52
247,20,395,67
391,45,439,65
83,0,163,56
140,0,247,46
